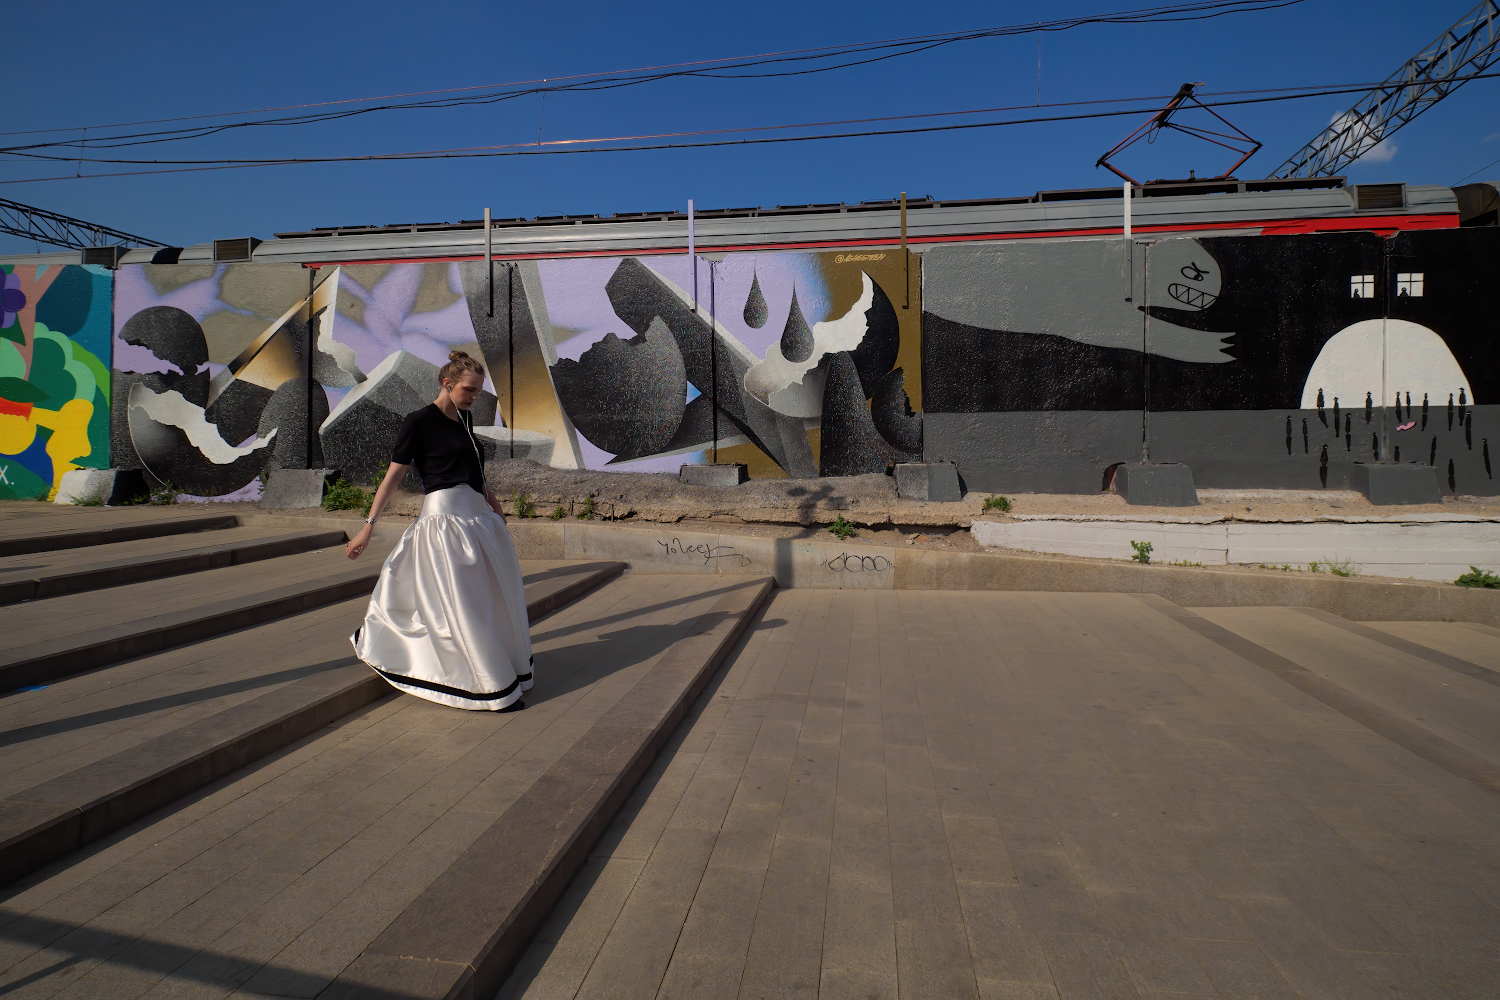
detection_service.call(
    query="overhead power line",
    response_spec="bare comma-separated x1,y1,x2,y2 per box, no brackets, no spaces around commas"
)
1271,0,1500,177
10,76,1493,187
0,0,1300,156
0,197,164,249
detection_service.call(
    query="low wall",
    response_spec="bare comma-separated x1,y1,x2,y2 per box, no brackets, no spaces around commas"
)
499,519,1500,627
970,514,1500,583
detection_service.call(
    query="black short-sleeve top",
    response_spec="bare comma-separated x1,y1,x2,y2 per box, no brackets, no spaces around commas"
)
391,404,487,495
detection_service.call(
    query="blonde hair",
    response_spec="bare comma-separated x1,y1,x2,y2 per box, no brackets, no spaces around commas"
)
439,350,485,386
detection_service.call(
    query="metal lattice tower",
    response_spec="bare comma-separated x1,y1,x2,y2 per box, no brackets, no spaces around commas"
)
1270,1,1500,178
0,197,164,251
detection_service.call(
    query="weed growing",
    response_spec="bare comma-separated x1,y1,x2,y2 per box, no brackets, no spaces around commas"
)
511,491,536,518
576,495,595,520
323,478,372,515
1129,540,1153,564
1455,566,1500,588
828,514,858,540
982,495,1012,513
549,505,566,520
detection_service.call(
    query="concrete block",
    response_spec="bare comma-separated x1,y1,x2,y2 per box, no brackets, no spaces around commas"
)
895,463,962,502
259,469,340,509
1352,462,1443,505
1114,463,1199,506
53,469,147,506
679,463,749,487
473,427,555,468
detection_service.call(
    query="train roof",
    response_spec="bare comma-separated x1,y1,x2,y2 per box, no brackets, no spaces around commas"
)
0,176,1466,269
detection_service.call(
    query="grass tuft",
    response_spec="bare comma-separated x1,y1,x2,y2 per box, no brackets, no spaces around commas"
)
1129,540,1152,564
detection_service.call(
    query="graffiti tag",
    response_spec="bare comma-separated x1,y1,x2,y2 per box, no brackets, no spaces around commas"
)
823,552,893,573
834,252,886,263
658,537,751,567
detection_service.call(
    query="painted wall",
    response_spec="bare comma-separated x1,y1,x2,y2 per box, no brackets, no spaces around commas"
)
106,252,921,496
921,228,1498,496
0,264,113,500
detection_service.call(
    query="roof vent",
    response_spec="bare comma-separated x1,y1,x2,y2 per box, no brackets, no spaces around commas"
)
1354,183,1406,211
212,237,262,262
80,246,127,268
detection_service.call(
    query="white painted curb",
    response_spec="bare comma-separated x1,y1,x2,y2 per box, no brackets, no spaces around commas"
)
970,517,1500,582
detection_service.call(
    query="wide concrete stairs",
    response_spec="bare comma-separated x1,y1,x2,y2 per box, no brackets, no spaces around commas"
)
0,505,772,999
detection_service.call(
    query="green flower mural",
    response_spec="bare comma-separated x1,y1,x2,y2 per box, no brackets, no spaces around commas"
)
0,264,113,500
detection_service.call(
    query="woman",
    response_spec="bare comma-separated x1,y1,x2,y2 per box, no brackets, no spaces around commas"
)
345,351,533,712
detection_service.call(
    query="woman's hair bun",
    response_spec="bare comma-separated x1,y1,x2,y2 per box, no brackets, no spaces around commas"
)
449,349,472,362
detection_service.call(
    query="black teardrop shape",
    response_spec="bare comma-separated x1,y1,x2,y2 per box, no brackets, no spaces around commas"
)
1394,445,1400,462
1285,416,1293,455
1302,418,1309,454
1448,458,1456,492
1485,439,1492,479
743,270,769,329
1345,413,1352,451
1421,392,1428,430
1334,397,1341,429
780,288,814,363
1365,392,1373,423
1319,444,1328,489
1394,393,1402,421
1467,413,1474,450
1430,436,1438,467
1373,433,1380,461
1449,393,1455,430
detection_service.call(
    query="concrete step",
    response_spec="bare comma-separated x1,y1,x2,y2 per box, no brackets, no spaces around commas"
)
0,541,402,693
0,507,237,557
0,573,770,998
1188,604,1500,767
0,525,350,604
0,559,625,888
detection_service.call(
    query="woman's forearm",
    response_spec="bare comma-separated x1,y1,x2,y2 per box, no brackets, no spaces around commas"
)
365,463,410,522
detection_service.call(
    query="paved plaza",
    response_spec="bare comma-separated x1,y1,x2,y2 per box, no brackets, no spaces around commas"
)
503,590,1500,1000
0,504,1497,999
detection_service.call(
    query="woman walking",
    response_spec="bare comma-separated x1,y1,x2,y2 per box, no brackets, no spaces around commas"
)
345,351,533,712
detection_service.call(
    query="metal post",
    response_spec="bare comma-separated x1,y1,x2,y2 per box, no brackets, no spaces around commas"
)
900,192,908,309
484,207,493,318
306,265,315,470
710,261,718,462
508,265,515,459
1123,181,1131,239
688,199,696,309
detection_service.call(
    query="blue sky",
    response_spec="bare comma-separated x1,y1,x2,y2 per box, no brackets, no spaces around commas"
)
4,0,1498,254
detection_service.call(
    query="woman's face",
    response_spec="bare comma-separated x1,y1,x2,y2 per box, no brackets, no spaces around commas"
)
445,372,485,410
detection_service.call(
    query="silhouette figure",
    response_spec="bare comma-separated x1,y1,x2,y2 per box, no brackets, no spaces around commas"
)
1317,388,1326,426
1319,444,1329,488
1421,392,1428,431
1365,392,1373,423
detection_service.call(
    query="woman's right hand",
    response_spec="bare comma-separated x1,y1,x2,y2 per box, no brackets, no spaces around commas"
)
346,523,373,560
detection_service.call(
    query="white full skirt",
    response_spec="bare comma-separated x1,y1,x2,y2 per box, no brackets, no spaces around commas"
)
353,485,533,710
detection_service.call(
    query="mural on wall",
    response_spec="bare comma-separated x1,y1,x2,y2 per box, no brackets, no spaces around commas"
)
0,264,113,500
520,250,921,478
922,228,1497,495
109,251,919,496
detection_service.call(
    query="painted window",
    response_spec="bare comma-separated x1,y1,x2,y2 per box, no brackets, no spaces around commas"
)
1396,272,1424,297
1350,274,1375,298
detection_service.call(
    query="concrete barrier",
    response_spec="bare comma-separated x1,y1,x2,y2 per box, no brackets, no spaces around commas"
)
971,514,1500,583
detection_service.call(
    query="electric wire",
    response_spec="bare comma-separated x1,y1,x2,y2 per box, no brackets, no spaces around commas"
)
7,75,1490,187
0,0,1300,154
